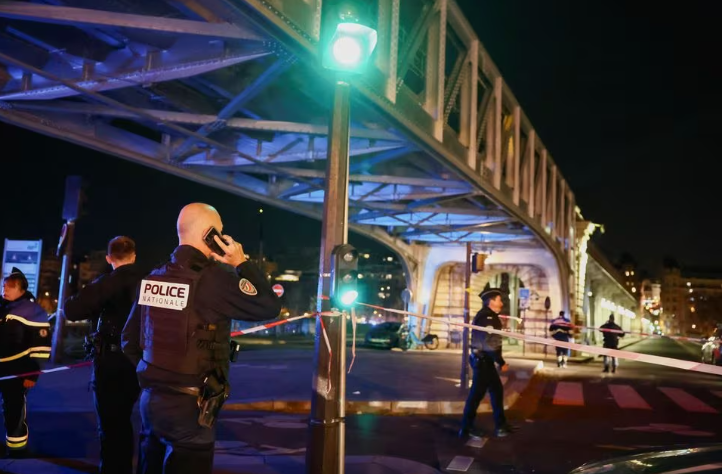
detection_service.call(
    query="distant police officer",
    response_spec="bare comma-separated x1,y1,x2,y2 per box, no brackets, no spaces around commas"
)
460,288,514,439
64,236,143,474
122,203,281,474
549,311,573,368
600,314,624,373
0,268,51,457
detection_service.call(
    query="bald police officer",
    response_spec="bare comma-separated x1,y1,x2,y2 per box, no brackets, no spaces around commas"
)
122,203,281,474
459,288,514,439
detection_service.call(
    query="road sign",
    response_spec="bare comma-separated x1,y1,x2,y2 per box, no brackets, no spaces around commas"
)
518,288,530,310
272,284,284,298
2,239,43,297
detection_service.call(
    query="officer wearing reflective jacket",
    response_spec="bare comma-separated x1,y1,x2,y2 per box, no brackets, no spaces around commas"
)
0,268,51,457
64,236,143,474
549,311,573,368
122,203,281,474
460,288,514,439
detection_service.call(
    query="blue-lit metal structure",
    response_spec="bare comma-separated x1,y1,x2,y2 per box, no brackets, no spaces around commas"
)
0,0,579,298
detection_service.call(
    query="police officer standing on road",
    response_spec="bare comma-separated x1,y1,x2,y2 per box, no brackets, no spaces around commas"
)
549,311,573,368
122,203,281,474
600,314,624,373
64,236,143,474
460,288,514,439
0,268,51,458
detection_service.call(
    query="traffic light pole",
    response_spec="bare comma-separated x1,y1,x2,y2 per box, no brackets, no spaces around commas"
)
51,220,75,363
307,79,351,474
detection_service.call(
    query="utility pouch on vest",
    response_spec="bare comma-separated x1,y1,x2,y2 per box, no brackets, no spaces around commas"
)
197,371,230,428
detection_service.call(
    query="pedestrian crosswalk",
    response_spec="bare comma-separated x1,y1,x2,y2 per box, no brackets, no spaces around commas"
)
543,381,721,414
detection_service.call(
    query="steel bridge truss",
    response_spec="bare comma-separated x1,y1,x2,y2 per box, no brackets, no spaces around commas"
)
0,0,576,270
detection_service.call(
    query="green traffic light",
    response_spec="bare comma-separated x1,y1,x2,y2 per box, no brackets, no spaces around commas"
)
332,36,362,67
340,290,359,306
322,20,378,73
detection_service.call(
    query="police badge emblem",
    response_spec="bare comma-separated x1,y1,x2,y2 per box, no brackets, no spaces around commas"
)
239,278,258,296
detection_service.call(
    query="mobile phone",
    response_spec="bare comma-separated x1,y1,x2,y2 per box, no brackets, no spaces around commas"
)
203,227,227,256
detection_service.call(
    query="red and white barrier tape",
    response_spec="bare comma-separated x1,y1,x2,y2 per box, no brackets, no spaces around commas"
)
357,302,722,376
495,314,708,344
0,361,92,382
0,310,341,382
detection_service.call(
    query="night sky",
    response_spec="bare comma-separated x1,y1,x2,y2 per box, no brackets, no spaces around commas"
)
0,0,720,274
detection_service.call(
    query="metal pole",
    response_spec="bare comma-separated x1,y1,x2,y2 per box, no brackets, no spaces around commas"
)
461,242,472,388
307,80,351,474
51,220,75,363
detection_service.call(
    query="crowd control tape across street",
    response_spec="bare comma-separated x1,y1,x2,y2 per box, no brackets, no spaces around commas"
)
358,302,722,376
0,310,341,382
495,314,708,344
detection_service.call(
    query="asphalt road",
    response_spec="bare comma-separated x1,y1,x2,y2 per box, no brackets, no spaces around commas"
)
4,338,721,474
215,338,722,474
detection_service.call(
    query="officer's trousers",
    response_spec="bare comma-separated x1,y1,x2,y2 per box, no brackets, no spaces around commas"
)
92,352,140,474
0,378,29,452
461,357,506,431
138,388,215,474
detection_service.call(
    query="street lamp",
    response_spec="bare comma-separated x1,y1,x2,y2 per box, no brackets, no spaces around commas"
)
307,2,378,474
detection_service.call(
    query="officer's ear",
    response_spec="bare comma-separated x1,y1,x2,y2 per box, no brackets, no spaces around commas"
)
106,255,113,266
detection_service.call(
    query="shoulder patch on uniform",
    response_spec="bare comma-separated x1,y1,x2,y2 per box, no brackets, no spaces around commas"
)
239,278,257,296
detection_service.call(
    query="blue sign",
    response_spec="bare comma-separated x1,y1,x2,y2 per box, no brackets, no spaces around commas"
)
3,239,43,297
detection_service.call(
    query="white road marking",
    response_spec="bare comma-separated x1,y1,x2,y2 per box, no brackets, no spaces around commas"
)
552,382,584,406
446,456,474,471
659,387,718,413
608,385,652,410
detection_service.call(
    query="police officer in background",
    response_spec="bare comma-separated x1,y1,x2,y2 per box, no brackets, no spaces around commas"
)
460,288,514,439
64,236,143,474
122,203,281,474
0,268,51,457
600,313,624,373
549,311,573,368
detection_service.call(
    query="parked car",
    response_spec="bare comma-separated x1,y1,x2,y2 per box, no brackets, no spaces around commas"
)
364,322,402,349
569,444,721,473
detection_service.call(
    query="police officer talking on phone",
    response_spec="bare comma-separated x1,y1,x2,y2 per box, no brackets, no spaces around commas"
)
64,236,143,474
121,203,281,474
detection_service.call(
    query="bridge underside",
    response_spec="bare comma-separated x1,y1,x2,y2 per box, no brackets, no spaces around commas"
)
0,0,579,315
0,0,539,251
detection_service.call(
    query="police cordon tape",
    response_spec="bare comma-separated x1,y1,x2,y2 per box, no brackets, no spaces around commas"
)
357,302,723,376
495,314,708,344
0,310,343,382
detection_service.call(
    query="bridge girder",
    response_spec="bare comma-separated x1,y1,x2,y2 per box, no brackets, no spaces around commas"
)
0,0,581,305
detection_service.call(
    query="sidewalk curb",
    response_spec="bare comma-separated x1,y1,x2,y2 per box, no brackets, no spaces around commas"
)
223,361,543,415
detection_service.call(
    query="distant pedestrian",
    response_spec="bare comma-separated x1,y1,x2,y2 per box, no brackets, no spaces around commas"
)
600,314,624,373
459,288,514,439
549,311,573,368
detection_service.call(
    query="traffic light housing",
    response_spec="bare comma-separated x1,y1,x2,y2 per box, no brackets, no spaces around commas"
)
321,0,378,73
331,244,359,307
471,253,487,274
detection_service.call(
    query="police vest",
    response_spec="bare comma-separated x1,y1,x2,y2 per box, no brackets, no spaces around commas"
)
139,261,229,376
0,313,52,363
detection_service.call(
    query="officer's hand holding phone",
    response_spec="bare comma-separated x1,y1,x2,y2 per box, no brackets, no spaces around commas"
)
204,227,247,267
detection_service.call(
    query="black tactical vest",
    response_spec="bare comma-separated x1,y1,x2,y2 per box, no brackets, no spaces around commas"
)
140,261,229,376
